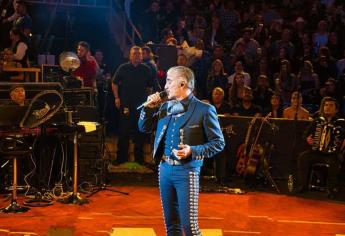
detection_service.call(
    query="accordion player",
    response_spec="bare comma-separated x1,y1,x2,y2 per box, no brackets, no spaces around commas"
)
296,97,345,198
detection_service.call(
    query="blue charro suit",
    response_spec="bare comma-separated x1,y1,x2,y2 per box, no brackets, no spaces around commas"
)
138,94,225,236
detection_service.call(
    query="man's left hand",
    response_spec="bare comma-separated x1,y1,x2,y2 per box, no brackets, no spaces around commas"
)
173,144,192,159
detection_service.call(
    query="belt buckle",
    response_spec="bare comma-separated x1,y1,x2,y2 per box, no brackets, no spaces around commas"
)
163,156,181,166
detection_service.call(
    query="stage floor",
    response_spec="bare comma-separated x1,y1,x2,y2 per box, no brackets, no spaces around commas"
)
0,186,345,236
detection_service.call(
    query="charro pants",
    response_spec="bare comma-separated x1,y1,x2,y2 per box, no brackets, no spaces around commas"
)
297,150,341,189
159,161,202,236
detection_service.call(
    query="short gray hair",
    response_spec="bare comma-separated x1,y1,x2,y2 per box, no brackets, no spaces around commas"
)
167,66,195,90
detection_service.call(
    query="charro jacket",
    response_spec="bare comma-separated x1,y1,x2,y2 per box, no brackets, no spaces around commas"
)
138,95,225,167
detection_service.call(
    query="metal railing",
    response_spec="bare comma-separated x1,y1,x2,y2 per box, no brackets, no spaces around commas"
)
27,0,112,9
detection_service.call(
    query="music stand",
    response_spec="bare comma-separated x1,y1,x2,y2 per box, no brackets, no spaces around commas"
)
57,118,89,205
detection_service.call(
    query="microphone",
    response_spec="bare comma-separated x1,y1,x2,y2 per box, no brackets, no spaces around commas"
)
137,91,167,110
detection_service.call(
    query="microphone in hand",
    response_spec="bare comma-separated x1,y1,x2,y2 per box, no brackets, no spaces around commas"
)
137,91,167,110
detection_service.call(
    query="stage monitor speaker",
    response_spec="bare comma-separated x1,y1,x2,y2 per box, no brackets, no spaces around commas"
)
41,64,68,83
63,88,94,107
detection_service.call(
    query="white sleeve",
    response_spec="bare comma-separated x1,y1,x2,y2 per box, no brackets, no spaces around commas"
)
13,42,28,61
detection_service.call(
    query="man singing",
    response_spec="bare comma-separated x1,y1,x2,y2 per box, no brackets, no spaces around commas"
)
138,66,225,236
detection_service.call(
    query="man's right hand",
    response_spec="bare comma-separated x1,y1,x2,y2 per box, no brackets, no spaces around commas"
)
146,92,162,108
306,135,313,145
114,97,120,109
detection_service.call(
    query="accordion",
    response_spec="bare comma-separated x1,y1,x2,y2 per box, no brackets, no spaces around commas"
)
312,117,345,154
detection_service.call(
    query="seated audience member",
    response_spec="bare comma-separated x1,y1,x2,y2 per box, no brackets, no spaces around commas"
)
206,59,228,100
296,97,345,199
297,60,320,104
283,91,310,120
210,87,231,116
228,72,245,107
231,27,260,65
265,93,284,118
253,75,274,111
232,86,262,117
227,60,251,87
319,78,337,101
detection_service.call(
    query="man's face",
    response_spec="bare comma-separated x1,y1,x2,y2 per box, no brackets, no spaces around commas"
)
142,50,150,60
129,48,142,64
165,70,185,100
325,81,336,93
10,87,25,105
282,30,290,42
243,31,251,41
77,45,88,59
271,95,281,106
241,89,252,101
213,47,223,59
177,55,187,66
235,62,243,72
257,77,267,88
15,3,25,15
235,74,244,86
95,51,103,62
323,101,338,117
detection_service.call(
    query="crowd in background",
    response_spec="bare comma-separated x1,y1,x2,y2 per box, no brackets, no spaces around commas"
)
1,0,345,121
127,0,345,118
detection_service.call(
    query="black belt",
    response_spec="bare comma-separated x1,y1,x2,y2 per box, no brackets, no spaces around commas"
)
162,155,182,166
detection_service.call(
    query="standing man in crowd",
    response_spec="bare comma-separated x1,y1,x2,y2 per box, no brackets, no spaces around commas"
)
94,49,110,117
12,0,31,39
73,41,98,89
112,46,154,165
138,66,225,236
232,86,262,117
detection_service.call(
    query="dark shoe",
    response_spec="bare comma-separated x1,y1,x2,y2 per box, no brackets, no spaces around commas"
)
293,185,306,194
327,188,339,199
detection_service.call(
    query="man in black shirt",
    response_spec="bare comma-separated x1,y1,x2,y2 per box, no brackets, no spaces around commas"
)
112,46,154,165
232,86,262,117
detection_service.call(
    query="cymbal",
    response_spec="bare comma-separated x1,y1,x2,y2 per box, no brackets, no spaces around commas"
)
59,51,80,72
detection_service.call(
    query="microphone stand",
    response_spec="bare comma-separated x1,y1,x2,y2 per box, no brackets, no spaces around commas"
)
58,108,89,205
87,76,129,198
288,90,301,193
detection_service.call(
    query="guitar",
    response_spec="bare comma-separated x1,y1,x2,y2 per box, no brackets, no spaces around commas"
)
235,116,257,175
245,115,269,176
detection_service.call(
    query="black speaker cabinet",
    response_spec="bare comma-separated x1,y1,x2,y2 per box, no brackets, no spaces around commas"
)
41,64,68,83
